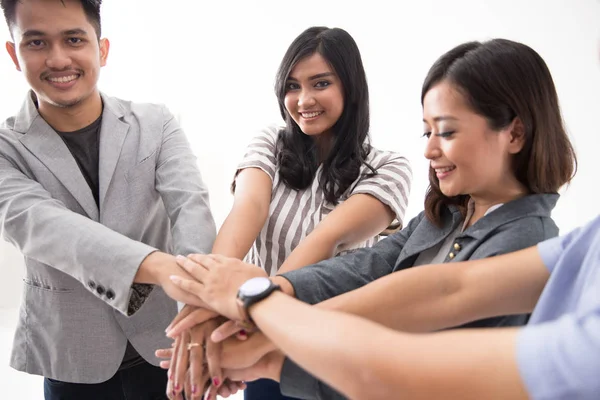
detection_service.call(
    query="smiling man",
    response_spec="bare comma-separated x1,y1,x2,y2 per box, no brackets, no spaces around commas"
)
0,0,216,398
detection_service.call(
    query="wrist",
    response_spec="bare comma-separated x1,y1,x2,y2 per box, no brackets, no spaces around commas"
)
271,275,295,297
265,351,286,382
135,251,167,284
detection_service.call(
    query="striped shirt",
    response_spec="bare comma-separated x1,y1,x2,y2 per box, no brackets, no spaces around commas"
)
236,125,412,276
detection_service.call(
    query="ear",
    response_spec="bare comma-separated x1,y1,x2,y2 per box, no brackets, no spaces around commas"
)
506,117,526,154
6,41,21,71
99,38,110,67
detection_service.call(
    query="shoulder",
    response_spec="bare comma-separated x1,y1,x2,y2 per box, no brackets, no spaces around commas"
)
365,146,411,171
251,124,282,146
102,94,172,124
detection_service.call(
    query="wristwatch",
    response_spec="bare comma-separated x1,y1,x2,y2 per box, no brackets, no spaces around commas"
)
236,277,281,326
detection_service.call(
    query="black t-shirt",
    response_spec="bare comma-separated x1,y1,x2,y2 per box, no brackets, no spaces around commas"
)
57,116,101,206
56,116,145,370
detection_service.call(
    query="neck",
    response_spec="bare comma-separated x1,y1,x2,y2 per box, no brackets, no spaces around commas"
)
467,180,529,227
37,90,103,132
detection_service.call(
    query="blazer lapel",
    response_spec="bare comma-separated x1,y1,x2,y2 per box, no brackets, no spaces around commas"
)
17,94,99,220
97,94,130,212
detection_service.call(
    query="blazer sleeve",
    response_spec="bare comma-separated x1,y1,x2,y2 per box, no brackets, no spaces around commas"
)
154,105,216,256
0,140,156,315
279,212,424,305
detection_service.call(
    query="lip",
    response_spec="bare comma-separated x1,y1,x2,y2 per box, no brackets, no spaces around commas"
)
44,73,80,90
299,110,324,120
434,165,456,180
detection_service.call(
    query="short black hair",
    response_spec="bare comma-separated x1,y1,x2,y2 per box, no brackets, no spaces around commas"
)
1,0,102,39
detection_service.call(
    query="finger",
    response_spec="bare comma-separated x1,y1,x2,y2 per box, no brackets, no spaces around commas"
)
174,331,191,395
211,320,242,343
166,335,180,398
216,383,232,398
188,329,207,398
176,254,210,280
183,369,193,400
188,253,219,270
207,253,228,263
155,348,174,360
160,360,171,369
167,308,219,338
169,276,204,297
165,304,195,332
225,378,243,394
206,336,222,391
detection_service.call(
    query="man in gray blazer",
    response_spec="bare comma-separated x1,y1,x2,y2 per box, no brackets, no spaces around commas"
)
0,0,215,398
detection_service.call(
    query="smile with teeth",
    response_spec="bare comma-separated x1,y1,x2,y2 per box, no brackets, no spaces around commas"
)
47,75,79,83
300,111,324,118
435,166,456,173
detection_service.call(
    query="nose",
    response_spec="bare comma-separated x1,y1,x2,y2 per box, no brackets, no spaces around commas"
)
298,89,316,109
424,135,441,160
45,44,72,70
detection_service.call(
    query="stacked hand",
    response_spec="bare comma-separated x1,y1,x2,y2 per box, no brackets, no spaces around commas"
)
156,254,280,399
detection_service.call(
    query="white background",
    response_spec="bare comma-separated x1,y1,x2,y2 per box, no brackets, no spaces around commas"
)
0,0,599,398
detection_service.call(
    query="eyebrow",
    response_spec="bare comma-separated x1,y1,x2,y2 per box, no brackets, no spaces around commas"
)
422,116,459,123
287,72,335,81
22,28,88,38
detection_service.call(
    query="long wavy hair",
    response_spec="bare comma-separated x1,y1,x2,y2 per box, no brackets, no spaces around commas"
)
274,26,373,204
421,39,577,226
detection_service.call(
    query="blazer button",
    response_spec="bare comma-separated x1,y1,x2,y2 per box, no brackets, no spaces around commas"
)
96,285,106,296
453,243,461,251
106,290,115,300
448,252,455,259
88,280,96,289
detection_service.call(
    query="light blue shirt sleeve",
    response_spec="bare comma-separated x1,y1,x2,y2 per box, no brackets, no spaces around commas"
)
537,226,581,273
517,312,600,399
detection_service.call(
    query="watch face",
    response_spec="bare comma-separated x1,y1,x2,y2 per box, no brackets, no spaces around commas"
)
240,277,271,297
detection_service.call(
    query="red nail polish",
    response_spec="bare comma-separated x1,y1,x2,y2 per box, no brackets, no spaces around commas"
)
239,329,247,336
174,383,180,391
213,377,220,386
191,384,197,394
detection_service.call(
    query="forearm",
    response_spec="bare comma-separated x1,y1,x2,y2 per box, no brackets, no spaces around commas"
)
250,292,528,400
211,202,267,259
278,234,337,274
317,247,547,332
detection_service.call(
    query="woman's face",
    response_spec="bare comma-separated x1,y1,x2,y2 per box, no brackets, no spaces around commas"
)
284,53,344,138
422,80,523,200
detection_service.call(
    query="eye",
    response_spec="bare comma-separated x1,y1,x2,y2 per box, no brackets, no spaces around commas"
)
436,131,455,138
285,82,300,91
315,80,331,88
422,132,431,139
27,39,45,48
67,37,83,45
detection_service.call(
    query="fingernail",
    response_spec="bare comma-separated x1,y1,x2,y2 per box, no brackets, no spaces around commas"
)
174,383,180,391
169,275,180,282
168,373,173,380
213,377,220,386
191,384,197,394
239,329,247,336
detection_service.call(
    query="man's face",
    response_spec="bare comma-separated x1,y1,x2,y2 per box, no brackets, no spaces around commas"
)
5,0,109,110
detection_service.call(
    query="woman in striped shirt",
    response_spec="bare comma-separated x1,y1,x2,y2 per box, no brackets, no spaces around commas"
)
171,26,411,400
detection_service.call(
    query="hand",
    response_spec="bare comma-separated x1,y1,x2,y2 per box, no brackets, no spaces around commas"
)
221,331,277,370
171,253,268,320
135,252,209,308
165,305,220,339
223,350,286,383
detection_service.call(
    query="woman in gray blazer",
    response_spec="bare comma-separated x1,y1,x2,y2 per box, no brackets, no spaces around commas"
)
163,38,577,400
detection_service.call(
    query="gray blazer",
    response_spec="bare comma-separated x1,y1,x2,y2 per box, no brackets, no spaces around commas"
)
0,92,216,383
279,193,559,399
